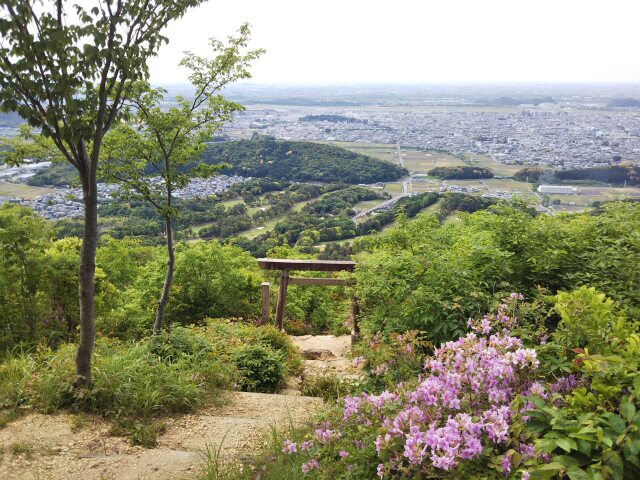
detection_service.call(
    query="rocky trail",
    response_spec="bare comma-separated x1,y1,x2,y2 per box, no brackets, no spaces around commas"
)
0,335,354,480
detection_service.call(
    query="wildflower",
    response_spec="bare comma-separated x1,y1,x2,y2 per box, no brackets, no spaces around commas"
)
301,459,320,474
372,363,389,375
501,455,512,475
343,395,362,420
338,450,349,458
282,439,297,454
519,443,536,459
300,441,314,451
352,356,365,367
315,428,340,444
376,463,385,478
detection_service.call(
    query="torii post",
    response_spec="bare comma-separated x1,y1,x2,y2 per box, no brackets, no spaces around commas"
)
258,258,360,345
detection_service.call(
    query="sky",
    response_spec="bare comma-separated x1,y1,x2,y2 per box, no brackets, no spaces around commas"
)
148,0,640,85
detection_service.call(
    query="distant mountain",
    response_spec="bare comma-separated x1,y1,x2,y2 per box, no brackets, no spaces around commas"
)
199,137,407,183
608,98,640,108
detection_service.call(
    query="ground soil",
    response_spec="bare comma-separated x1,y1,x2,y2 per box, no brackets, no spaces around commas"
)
0,335,352,480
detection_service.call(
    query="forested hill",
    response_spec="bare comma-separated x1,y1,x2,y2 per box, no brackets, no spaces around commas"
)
198,137,407,183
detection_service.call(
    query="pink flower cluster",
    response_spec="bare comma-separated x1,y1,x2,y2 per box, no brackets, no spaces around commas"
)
284,295,549,478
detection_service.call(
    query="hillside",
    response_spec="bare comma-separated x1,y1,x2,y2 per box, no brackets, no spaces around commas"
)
199,137,407,183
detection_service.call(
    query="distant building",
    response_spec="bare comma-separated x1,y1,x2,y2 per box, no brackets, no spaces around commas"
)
537,185,579,194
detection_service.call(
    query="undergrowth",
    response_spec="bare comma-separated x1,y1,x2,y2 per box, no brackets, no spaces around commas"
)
0,319,301,446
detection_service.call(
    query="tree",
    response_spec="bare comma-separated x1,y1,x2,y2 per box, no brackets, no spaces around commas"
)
0,0,206,386
0,204,51,347
101,24,264,334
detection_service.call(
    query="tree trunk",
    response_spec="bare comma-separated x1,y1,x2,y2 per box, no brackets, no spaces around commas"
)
153,216,175,335
75,184,98,387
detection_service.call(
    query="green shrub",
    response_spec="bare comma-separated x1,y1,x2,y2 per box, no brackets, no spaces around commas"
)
355,202,640,346
232,344,285,393
300,374,351,402
148,326,213,362
250,325,303,376
528,288,640,480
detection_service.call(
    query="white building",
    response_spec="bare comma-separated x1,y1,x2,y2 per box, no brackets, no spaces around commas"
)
537,185,579,194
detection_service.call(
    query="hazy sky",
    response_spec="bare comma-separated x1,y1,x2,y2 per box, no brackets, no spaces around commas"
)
148,0,640,85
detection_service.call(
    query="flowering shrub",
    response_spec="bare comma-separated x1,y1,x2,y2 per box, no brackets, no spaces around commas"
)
351,329,430,391
271,290,640,480
282,295,546,479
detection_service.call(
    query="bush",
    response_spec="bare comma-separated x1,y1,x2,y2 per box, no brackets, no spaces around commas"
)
250,325,303,376
226,291,640,480
355,202,640,346
232,344,286,393
300,374,352,403
148,326,213,362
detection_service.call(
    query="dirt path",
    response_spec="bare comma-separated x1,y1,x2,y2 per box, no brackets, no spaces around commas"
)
0,335,352,480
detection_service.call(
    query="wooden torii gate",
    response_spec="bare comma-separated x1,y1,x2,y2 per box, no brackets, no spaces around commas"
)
258,258,360,344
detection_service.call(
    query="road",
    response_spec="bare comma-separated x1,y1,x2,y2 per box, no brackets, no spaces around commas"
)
396,142,412,194
352,194,408,221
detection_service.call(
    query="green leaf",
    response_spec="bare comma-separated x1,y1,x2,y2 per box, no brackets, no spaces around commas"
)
537,461,567,471
567,467,590,480
620,397,636,421
553,455,582,467
556,437,578,453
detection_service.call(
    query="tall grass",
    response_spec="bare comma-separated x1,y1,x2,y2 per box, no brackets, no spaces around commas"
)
0,352,36,409
199,424,313,480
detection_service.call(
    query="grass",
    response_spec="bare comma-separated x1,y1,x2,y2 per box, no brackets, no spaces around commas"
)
0,321,302,447
10,442,33,458
199,424,315,480
300,374,351,402
403,151,464,173
0,181,56,200
382,182,404,195
238,198,315,239
463,153,523,176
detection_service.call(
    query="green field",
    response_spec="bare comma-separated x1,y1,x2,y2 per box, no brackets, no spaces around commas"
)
403,151,465,173
463,153,524,176
239,198,316,239
0,182,56,200
546,185,640,207
240,217,281,239
383,182,404,195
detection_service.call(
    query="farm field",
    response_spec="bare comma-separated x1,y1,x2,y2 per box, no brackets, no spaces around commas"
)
382,182,404,195
403,150,465,173
0,181,56,200
546,185,640,207
463,153,523,176
410,178,440,193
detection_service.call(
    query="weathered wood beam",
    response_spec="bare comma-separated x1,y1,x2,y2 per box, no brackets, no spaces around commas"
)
261,282,270,323
258,258,356,272
275,271,289,330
